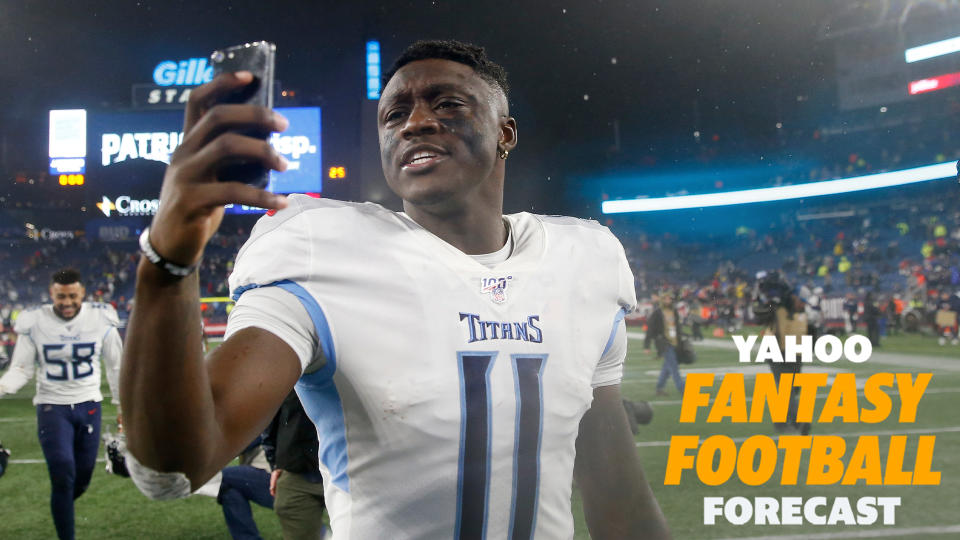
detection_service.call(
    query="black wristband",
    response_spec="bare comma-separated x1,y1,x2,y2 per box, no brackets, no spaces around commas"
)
138,227,198,278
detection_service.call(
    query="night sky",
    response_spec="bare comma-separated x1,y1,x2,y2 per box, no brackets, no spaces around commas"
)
0,0,843,212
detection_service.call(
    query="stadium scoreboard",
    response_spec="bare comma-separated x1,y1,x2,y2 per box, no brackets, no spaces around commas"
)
49,107,322,216
834,11,960,110
48,109,87,175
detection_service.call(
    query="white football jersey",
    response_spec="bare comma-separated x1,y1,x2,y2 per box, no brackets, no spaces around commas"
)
227,196,636,540
0,302,122,406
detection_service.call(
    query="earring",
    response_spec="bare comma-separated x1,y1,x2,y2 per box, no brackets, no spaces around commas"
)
498,146,510,160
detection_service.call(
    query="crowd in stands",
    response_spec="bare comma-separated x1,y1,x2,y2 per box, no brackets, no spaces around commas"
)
600,102,960,345
4,180,955,351
0,227,250,351
3,105,959,348
617,181,960,342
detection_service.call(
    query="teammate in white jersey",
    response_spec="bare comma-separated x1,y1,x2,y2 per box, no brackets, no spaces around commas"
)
121,40,670,539
0,268,123,540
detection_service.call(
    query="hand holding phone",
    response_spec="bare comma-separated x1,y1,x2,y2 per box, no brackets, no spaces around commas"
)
210,41,277,188
146,45,287,270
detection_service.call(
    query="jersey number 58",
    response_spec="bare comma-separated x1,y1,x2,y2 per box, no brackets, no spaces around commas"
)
42,343,96,381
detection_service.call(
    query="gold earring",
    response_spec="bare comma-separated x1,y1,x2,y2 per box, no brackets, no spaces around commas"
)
498,147,509,160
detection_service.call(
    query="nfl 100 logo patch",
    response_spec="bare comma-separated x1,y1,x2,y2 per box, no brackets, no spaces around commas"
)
480,275,513,304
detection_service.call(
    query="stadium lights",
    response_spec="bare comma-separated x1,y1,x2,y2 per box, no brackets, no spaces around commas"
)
905,36,960,63
366,41,381,100
600,161,957,214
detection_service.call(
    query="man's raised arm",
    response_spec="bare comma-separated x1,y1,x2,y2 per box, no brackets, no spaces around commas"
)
120,71,299,489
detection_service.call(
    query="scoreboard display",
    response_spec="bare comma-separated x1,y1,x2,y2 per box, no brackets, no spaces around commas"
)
49,107,322,217
833,8,960,110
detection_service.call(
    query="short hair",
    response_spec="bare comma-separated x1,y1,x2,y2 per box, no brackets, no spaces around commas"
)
383,40,510,99
51,268,83,286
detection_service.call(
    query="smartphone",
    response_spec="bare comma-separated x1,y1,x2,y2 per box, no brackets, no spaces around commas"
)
210,41,276,188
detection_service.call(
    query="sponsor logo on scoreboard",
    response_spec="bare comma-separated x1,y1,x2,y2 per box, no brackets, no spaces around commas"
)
97,195,159,217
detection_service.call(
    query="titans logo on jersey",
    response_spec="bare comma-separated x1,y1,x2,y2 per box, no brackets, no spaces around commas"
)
227,196,635,540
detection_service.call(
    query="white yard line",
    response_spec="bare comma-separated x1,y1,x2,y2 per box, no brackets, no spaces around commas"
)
635,425,960,447
712,524,960,540
11,458,106,464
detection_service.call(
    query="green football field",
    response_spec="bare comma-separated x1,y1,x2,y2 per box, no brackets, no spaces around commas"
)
0,331,957,539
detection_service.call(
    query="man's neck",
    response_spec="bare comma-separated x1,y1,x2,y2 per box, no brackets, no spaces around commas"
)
403,202,508,255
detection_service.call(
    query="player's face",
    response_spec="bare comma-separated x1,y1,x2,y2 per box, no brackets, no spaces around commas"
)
378,59,516,212
50,282,85,320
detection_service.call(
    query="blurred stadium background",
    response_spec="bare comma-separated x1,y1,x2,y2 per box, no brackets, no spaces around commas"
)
1,0,959,538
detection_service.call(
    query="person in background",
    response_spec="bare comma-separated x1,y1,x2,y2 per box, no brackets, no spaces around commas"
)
190,436,275,540
0,317,9,370
0,269,122,540
877,294,889,339
843,292,858,334
863,292,881,347
687,296,704,342
0,440,10,479
755,275,811,435
935,290,959,345
887,295,901,335
646,291,685,397
263,391,327,540
803,286,824,341
218,437,275,540
643,292,660,353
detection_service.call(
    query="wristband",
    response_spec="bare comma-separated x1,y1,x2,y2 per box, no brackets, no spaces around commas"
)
139,227,198,278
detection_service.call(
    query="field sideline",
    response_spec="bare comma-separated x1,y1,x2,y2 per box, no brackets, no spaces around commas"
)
0,331,957,539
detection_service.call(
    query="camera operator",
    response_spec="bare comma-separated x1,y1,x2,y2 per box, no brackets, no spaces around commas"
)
753,272,811,435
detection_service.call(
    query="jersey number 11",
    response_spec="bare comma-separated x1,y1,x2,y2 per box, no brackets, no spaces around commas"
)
456,352,547,540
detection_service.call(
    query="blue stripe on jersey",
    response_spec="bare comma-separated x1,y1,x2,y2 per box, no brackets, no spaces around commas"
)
235,279,349,493
231,282,262,302
508,355,547,540
601,307,628,357
274,281,336,375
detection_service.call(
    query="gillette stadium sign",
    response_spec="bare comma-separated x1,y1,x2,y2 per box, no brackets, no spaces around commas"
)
131,58,216,109
96,195,160,217
153,58,213,86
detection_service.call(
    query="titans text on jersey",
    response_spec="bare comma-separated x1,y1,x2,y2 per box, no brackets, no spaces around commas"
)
458,312,543,343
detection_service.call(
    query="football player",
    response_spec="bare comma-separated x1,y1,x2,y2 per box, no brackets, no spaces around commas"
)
0,268,123,540
122,40,670,539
